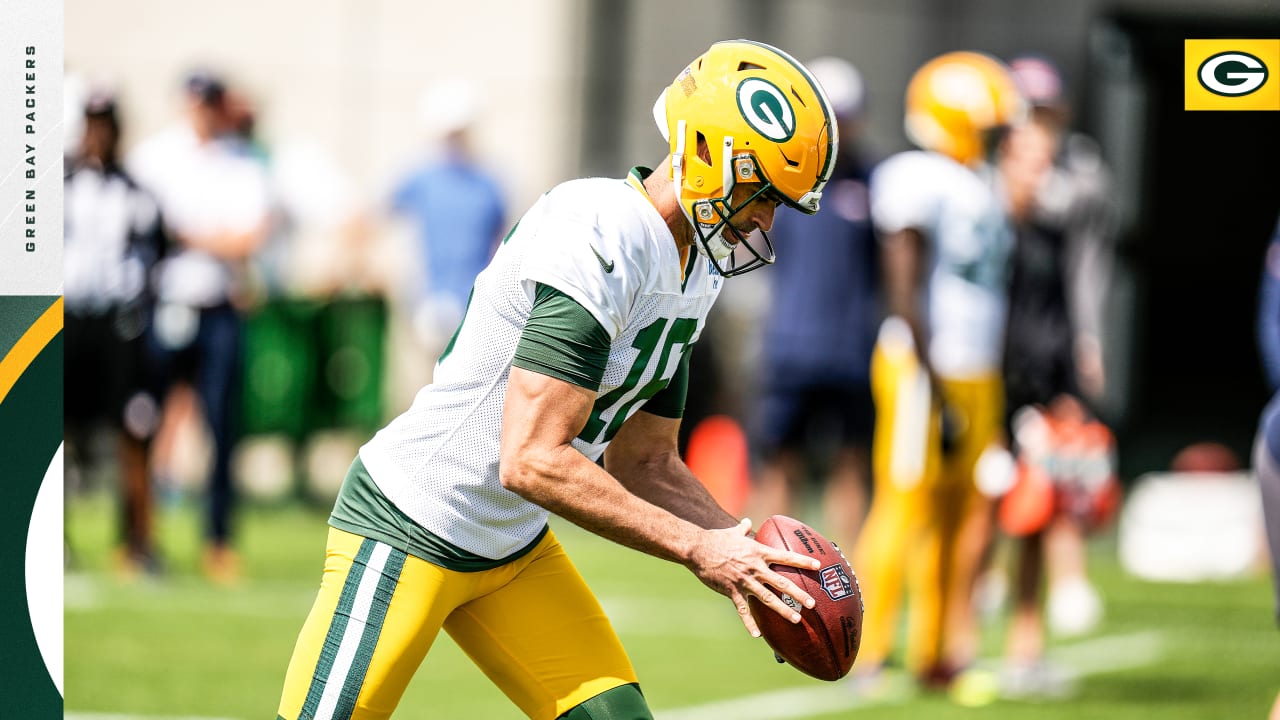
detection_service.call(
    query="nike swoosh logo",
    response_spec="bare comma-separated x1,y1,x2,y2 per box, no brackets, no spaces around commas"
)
589,244,615,273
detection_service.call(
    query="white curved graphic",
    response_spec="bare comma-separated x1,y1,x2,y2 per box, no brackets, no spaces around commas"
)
26,442,63,697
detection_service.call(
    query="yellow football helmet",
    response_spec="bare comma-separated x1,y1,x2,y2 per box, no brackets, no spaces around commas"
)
904,51,1024,166
653,40,838,276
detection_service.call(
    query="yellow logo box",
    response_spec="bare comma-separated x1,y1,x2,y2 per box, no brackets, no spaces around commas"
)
1185,39,1280,110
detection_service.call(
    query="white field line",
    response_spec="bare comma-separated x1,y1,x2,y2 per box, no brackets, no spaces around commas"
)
655,630,1165,720
1047,630,1164,675
65,714,241,720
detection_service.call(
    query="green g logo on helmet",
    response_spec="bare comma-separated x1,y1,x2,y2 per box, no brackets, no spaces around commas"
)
736,78,795,142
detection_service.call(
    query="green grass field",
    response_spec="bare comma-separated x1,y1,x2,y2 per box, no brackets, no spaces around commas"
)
65,491,1279,719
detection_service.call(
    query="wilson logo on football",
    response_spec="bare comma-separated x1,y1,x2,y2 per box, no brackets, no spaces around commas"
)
820,565,854,601
737,78,795,141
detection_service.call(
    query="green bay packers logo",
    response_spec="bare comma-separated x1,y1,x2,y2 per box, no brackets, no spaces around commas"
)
1198,51,1269,96
737,78,795,142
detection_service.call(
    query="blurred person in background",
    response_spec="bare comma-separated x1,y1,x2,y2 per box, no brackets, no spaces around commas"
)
1006,55,1115,404
853,51,1022,692
1002,51,1118,638
127,70,273,584
749,56,880,553
64,86,166,575
1256,210,1280,720
391,78,507,371
276,40,837,720
992,109,1120,698
1258,213,1280,395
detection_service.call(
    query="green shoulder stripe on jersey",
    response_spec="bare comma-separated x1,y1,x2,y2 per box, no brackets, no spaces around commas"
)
500,219,521,245
681,249,699,293
329,457,548,571
641,345,690,419
436,286,475,364
511,283,611,391
627,165,655,187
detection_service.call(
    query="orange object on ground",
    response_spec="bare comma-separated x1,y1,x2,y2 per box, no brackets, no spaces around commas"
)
999,462,1056,537
685,414,752,517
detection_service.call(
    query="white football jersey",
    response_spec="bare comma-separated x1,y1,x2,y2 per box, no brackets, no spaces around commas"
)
359,173,723,558
870,151,1011,378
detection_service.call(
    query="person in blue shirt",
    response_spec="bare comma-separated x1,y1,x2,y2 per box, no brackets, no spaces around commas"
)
1254,211,1280,720
1258,215,1280,393
749,56,880,553
392,79,507,362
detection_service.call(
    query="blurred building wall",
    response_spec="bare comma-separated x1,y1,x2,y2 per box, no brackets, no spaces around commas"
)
65,0,587,215
66,0,1277,212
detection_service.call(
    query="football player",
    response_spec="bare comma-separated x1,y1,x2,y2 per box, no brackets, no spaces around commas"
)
1255,211,1280,720
276,40,837,720
853,51,1023,689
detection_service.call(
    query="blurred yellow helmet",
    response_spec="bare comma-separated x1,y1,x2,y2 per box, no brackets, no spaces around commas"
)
653,39,838,276
904,51,1024,165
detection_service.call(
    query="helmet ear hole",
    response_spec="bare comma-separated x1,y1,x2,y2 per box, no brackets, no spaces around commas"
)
695,132,713,165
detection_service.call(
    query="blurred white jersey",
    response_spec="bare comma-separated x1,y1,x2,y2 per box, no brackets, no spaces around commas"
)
360,173,722,559
871,150,1011,378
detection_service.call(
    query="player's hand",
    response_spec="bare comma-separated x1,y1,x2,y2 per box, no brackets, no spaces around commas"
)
685,518,820,638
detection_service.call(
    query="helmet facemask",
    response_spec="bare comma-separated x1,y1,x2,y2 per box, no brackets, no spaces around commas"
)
676,133,784,277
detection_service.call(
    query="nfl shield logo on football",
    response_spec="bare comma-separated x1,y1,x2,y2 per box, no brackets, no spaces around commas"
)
820,564,853,601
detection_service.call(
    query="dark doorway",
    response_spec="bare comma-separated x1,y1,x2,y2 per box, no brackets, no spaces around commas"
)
1087,13,1280,476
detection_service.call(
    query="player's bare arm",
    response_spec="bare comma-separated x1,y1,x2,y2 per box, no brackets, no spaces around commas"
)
604,408,732,529
499,365,819,637
883,227,940,389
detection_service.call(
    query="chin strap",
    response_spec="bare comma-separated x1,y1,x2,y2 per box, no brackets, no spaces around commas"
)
694,134,738,259
670,119,688,220
721,135,735,197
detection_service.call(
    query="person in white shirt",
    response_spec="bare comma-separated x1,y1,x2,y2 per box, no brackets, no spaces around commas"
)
127,71,272,584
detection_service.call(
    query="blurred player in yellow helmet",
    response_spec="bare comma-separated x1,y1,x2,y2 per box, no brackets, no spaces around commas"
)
853,51,1024,691
276,40,837,720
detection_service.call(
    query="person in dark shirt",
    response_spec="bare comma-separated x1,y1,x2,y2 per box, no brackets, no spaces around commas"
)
749,56,880,554
64,89,166,575
996,103,1116,698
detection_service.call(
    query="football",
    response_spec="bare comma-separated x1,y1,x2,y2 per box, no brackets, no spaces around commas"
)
747,515,864,681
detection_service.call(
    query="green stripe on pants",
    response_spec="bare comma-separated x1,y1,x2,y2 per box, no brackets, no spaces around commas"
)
299,537,376,720
332,547,407,719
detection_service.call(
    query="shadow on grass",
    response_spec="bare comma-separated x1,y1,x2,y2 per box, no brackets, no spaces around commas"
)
1084,673,1212,705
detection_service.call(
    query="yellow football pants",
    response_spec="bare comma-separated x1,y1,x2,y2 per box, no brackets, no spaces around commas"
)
277,527,638,720
853,334,1002,674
